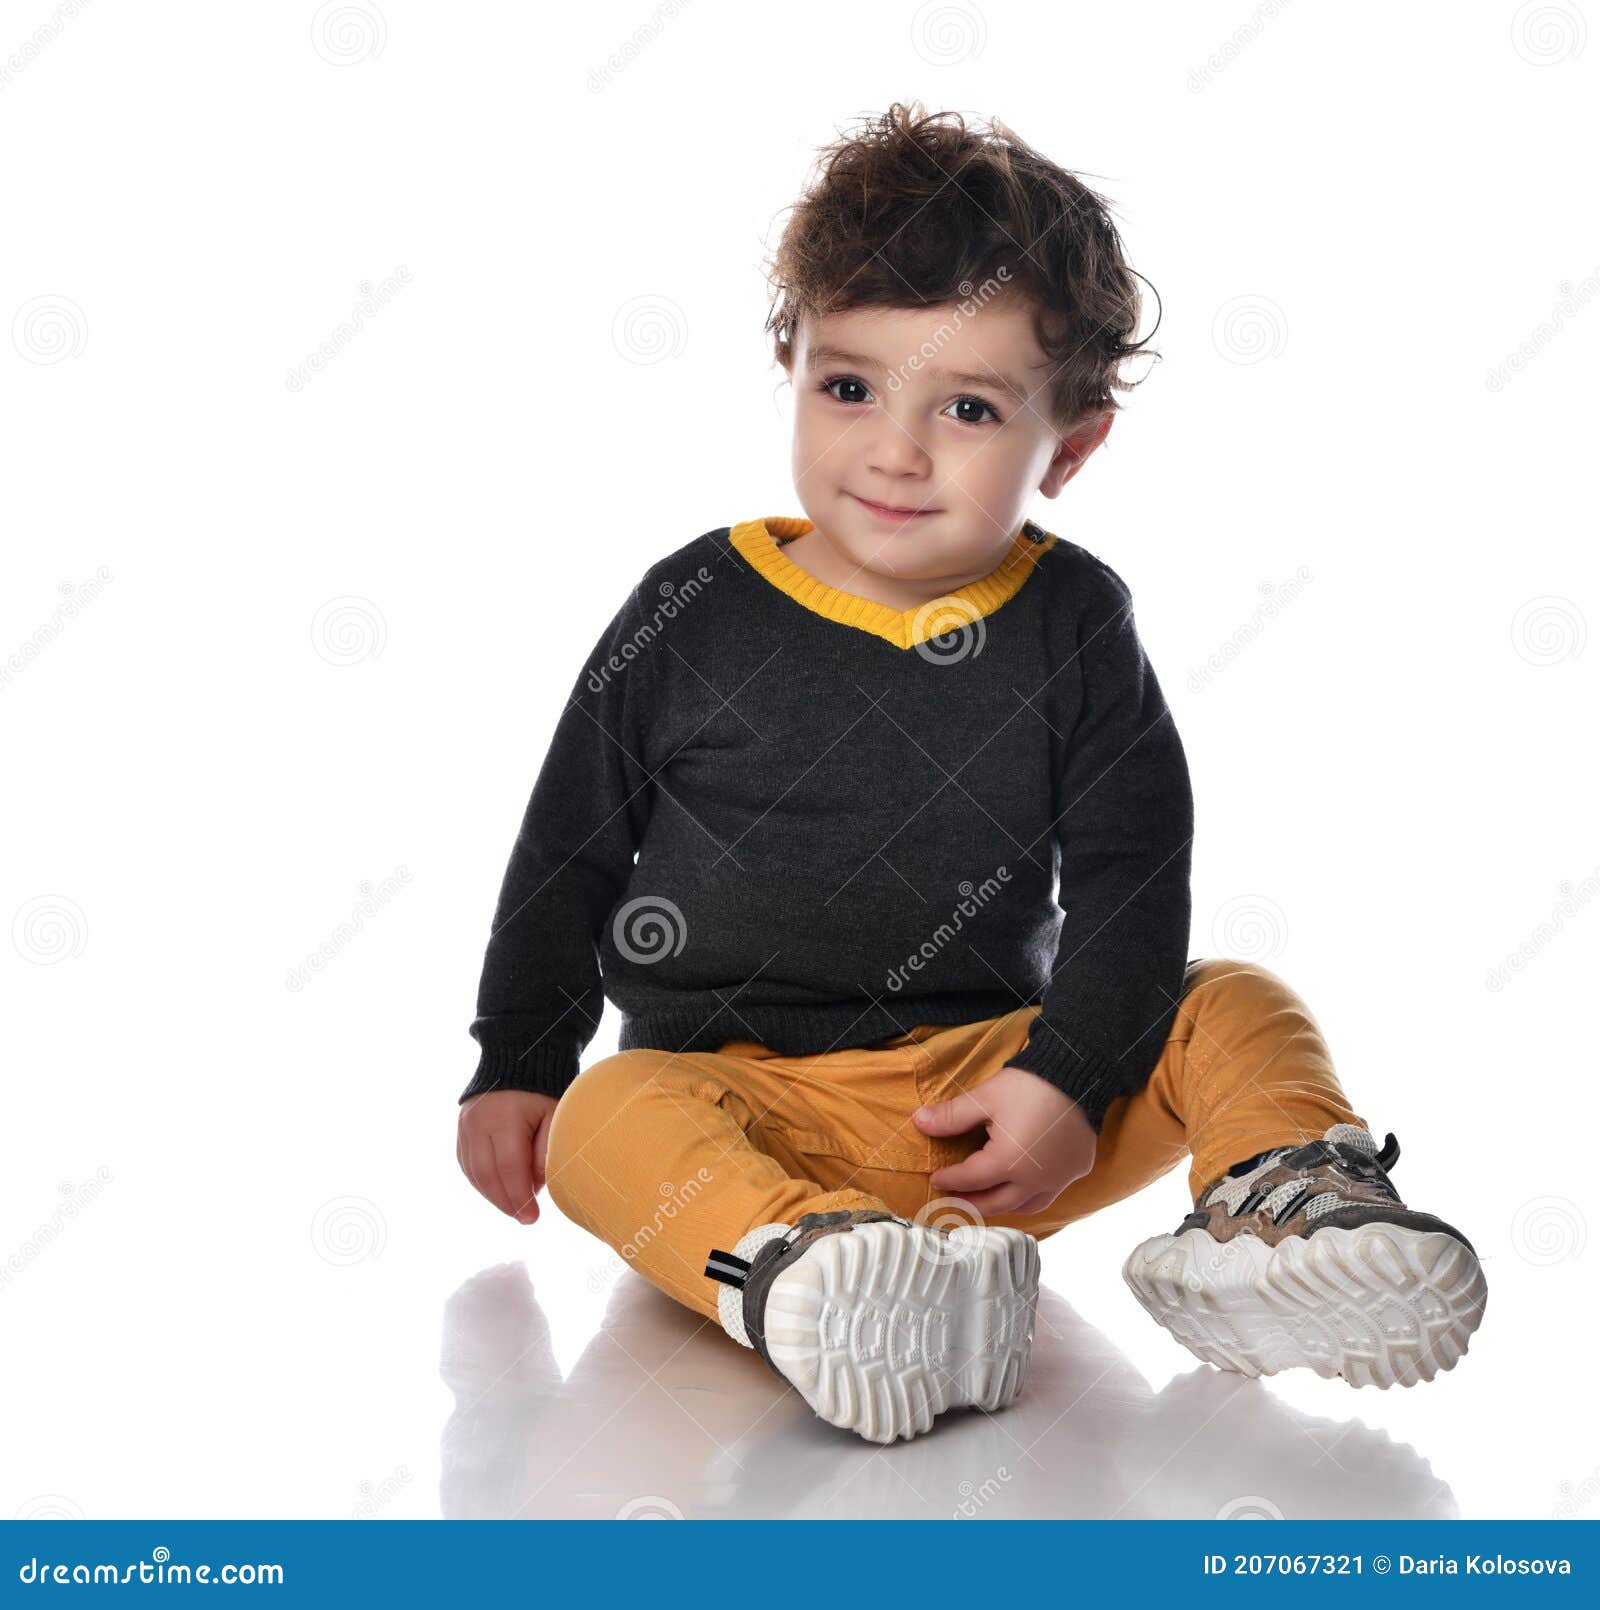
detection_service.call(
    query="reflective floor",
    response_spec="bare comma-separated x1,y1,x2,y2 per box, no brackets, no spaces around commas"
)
0,1130,1587,1521
438,1255,1464,1521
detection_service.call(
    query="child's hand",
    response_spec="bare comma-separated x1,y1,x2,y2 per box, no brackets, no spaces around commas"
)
912,1067,1097,1216
457,1089,558,1224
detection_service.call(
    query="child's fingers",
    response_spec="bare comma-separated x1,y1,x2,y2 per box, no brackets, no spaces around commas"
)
940,1181,1037,1217
532,1111,552,1198
464,1131,513,1216
490,1128,538,1222
928,1143,1011,1195
912,1090,989,1136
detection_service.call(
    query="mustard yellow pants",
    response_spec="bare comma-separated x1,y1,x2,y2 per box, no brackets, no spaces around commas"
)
544,958,1367,1324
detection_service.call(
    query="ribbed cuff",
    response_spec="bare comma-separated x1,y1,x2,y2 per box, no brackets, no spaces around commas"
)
458,1036,580,1104
1007,1027,1129,1135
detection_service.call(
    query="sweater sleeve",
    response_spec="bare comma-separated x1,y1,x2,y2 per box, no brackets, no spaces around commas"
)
459,585,659,1104
1008,562,1195,1134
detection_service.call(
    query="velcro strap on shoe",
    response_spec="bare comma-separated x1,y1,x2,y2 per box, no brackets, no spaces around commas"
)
703,1249,751,1289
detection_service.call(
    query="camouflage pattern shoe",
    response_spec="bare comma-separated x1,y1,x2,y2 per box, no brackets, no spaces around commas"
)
1121,1123,1488,1389
704,1207,1040,1444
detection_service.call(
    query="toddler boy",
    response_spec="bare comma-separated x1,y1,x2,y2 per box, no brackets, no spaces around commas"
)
456,103,1486,1444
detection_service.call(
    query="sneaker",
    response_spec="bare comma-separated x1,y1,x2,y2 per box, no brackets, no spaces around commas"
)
704,1208,1041,1444
1121,1123,1488,1389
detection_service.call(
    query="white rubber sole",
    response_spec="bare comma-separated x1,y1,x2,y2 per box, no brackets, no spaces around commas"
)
761,1220,1041,1443
1122,1222,1488,1389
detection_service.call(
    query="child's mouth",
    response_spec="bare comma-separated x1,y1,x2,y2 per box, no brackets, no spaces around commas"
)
851,493,940,523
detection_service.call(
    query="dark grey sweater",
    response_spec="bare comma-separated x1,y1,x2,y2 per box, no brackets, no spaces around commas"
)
461,514,1194,1133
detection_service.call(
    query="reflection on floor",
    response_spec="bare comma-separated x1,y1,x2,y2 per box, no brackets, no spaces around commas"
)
438,1262,1457,1520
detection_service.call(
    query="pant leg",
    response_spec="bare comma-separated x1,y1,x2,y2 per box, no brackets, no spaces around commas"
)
915,956,1369,1237
545,958,1368,1319
543,1041,931,1324
1161,956,1370,1199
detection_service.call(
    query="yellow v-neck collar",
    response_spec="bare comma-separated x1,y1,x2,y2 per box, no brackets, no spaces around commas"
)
728,515,1058,650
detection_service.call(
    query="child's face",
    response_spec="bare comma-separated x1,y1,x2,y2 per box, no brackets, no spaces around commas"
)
788,296,1110,581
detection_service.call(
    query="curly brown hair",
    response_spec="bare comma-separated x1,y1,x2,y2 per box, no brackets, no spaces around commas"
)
764,101,1159,433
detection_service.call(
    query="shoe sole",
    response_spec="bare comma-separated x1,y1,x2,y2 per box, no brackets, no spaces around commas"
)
1121,1222,1487,1389
761,1220,1041,1443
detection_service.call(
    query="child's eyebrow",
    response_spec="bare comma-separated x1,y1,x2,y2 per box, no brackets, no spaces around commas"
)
806,343,1027,406
926,364,1028,405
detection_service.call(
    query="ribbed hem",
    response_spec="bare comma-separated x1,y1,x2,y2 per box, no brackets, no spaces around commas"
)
460,1003,1151,1122
618,993,1024,1061
458,1036,580,1104
1006,1028,1134,1135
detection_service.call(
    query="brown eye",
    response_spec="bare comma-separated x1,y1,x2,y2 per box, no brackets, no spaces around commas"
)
820,376,870,405
946,395,1001,426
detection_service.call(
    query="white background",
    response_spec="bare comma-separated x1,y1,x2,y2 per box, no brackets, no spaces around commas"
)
2,0,1596,1520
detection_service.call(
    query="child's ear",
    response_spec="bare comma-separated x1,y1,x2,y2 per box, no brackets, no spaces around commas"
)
1038,409,1113,497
